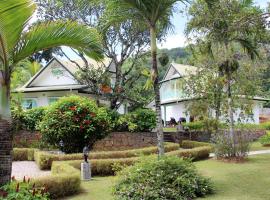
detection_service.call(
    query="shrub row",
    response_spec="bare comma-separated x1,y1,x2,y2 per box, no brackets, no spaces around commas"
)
54,144,211,176
13,148,36,161
34,143,179,170
167,146,212,161
64,158,138,176
181,140,213,149
33,162,81,199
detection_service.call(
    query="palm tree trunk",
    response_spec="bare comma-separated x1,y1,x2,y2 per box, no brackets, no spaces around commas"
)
0,78,12,186
150,27,164,157
227,72,235,156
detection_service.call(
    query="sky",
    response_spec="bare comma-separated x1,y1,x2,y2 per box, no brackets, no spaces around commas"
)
158,0,269,49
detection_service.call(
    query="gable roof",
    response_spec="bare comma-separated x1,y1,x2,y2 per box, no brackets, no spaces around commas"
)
162,62,197,82
15,57,113,93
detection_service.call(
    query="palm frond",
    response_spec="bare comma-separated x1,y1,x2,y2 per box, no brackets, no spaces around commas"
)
236,38,259,60
13,21,104,64
0,0,35,57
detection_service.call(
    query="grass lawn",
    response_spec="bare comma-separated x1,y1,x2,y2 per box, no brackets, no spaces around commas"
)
67,154,270,200
250,141,270,151
196,154,270,200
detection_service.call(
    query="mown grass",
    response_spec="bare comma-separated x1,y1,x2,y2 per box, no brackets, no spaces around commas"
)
67,154,270,200
196,154,270,200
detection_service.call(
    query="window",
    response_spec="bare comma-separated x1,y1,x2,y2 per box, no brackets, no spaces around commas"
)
22,98,38,110
48,97,60,105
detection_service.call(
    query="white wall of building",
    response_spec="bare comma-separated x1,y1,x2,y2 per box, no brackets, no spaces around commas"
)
159,100,263,124
161,102,190,123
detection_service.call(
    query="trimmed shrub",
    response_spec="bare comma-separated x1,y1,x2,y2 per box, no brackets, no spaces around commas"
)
13,148,36,161
39,95,111,153
115,108,156,132
114,156,213,200
259,133,270,146
34,162,80,198
167,146,212,161
259,122,270,130
63,158,138,176
34,143,179,170
181,140,213,149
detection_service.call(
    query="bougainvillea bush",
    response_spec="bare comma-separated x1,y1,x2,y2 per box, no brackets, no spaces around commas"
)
0,176,49,200
39,95,111,153
114,156,213,200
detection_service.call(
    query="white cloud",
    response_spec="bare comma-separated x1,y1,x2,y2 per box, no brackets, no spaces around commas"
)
157,33,187,49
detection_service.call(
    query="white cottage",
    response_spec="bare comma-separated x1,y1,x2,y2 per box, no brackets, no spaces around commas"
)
148,62,268,124
14,57,124,111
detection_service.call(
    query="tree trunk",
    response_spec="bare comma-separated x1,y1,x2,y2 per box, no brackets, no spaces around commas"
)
227,72,235,156
110,61,122,110
0,79,12,186
150,27,164,157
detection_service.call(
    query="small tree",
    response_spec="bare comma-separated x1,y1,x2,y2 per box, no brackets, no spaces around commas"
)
186,0,266,157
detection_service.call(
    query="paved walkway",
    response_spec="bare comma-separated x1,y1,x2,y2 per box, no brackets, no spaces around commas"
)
12,161,51,180
210,149,270,158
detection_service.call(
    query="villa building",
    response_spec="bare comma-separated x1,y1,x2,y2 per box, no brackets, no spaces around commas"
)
148,63,268,124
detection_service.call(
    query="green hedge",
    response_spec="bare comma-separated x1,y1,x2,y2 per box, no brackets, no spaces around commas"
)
62,158,138,176
33,162,80,199
167,146,212,161
34,143,179,170
181,140,213,149
13,148,36,161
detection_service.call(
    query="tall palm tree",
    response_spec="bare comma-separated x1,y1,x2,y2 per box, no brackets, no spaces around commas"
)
0,0,103,185
106,0,187,157
187,0,265,156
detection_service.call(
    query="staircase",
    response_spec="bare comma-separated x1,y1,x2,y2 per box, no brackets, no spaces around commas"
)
163,132,175,143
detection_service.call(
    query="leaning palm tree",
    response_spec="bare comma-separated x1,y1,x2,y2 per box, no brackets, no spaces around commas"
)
0,0,103,185
105,0,187,157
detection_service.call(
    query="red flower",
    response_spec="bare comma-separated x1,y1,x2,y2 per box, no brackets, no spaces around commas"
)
32,188,36,196
0,189,8,198
11,176,15,181
90,113,96,117
80,125,84,130
69,106,77,111
84,120,91,125
16,183,20,193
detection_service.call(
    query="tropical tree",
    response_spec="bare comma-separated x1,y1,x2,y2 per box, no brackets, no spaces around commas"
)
0,0,103,185
186,0,266,157
105,0,187,156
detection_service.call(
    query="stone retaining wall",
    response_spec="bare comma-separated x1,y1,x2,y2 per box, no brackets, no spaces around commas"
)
13,130,41,148
169,129,266,143
92,132,157,151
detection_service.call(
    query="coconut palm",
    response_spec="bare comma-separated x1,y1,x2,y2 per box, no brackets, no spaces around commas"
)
0,0,103,185
105,0,187,156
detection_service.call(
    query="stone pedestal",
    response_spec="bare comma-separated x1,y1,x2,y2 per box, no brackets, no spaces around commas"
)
81,162,91,181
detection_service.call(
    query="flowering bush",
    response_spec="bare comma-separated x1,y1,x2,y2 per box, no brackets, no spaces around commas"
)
114,156,213,200
39,95,111,153
0,176,49,200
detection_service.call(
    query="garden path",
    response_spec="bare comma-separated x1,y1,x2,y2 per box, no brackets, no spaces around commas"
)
209,149,270,158
12,161,50,180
